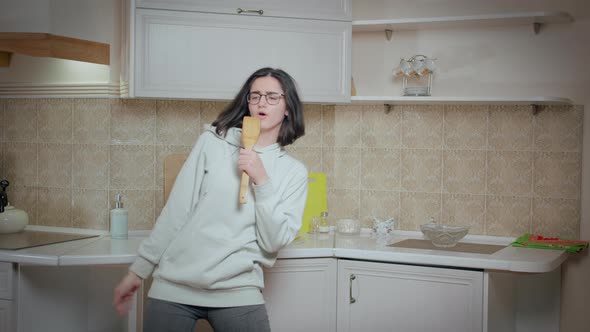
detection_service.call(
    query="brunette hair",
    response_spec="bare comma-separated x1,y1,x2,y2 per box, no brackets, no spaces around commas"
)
212,67,305,147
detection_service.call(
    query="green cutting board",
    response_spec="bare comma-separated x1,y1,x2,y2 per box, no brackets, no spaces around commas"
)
300,173,327,234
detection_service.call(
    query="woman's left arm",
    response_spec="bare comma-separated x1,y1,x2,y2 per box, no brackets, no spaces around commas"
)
253,163,308,253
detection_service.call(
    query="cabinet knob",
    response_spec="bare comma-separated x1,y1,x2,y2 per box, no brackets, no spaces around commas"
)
237,8,264,15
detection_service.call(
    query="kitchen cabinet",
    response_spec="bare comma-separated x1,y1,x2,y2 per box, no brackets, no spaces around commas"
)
262,258,337,332
351,11,574,106
136,0,352,21
16,265,137,332
337,259,484,332
123,0,352,103
0,262,14,332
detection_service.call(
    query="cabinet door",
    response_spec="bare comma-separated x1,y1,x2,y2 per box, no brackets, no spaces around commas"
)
0,262,14,299
0,299,12,332
337,260,484,332
136,0,352,21
263,258,337,332
133,8,351,103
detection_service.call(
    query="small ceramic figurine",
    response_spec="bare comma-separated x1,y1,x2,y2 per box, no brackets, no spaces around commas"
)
0,180,29,234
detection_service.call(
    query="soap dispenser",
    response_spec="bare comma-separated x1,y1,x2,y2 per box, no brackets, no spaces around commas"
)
110,193,128,239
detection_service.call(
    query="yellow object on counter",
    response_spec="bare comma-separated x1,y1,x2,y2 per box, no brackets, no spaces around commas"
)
299,173,327,235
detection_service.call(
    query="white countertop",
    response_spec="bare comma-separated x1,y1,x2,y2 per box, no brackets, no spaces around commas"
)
0,229,568,273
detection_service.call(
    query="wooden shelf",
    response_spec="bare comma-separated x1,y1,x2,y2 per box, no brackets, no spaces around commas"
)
352,11,573,34
0,32,110,66
351,96,573,105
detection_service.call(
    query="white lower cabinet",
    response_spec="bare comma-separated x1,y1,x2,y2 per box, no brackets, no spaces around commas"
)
337,259,484,332
0,262,15,332
0,299,13,332
17,265,138,332
263,258,338,332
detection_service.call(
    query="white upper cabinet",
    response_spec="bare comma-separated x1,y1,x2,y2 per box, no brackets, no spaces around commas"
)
136,0,352,21
125,0,352,103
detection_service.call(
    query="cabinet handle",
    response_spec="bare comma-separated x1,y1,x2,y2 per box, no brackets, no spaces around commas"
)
236,8,264,15
349,274,356,304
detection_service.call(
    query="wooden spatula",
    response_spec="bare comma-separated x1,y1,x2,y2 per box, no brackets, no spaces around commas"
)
239,116,261,204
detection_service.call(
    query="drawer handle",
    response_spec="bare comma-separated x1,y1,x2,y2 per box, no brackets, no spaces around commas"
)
237,8,264,15
349,274,356,304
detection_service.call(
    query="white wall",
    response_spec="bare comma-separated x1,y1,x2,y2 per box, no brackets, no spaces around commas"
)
352,1,589,331
0,0,121,85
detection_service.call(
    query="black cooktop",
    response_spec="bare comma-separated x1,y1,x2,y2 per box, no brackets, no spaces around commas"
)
0,230,99,250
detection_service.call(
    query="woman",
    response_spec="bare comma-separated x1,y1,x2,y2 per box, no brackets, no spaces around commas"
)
113,67,307,331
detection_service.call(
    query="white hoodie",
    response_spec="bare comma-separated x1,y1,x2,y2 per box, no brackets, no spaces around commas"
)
130,125,308,307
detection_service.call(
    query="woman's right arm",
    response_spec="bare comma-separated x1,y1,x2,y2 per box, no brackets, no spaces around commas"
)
128,133,210,279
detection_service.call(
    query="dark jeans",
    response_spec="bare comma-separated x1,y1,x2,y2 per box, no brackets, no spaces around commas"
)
143,298,271,332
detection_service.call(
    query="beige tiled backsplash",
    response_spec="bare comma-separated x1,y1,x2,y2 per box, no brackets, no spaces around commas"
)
0,99,583,239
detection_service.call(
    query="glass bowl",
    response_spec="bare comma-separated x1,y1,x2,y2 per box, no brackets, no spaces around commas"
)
420,223,470,248
336,219,361,235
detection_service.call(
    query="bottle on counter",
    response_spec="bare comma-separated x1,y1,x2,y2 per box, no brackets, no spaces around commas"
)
318,211,330,233
110,193,128,239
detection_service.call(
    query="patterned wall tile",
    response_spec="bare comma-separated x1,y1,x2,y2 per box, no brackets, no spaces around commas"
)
443,105,487,150
200,101,228,134
400,192,441,231
0,142,3,177
4,142,37,186
322,147,361,190
486,196,531,237
156,100,200,146
327,188,359,222
72,189,109,230
37,187,72,227
534,105,583,152
442,194,485,234
292,104,322,148
361,148,400,190
401,149,442,192
401,105,443,149
73,144,109,190
443,150,486,194
0,99,5,142
38,143,72,188
110,190,156,230
73,99,111,144
5,99,37,142
6,186,37,225
487,151,533,196
360,190,400,228
285,147,322,174
110,145,155,190
111,99,156,144
38,99,73,143
155,145,193,191
488,105,533,151
534,152,581,199
323,106,361,147
361,104,401,148
532,198,580,239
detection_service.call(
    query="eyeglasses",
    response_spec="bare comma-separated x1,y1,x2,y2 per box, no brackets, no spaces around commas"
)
247,92,284,105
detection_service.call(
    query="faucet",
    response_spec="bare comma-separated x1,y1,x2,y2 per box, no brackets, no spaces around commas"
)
0,180,9,213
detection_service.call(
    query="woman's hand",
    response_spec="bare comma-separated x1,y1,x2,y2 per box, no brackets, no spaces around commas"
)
239,148,269,186
113,271,142,316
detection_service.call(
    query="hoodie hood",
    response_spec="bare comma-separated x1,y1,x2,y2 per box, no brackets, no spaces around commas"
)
204,124,286,157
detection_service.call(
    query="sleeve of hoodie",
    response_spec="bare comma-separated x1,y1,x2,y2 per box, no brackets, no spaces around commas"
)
129,133,210,279
253,161,308,253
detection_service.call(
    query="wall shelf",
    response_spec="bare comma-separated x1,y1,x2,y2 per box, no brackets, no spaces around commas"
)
351,96,573,114
352,11,574,38
351,96,572,105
